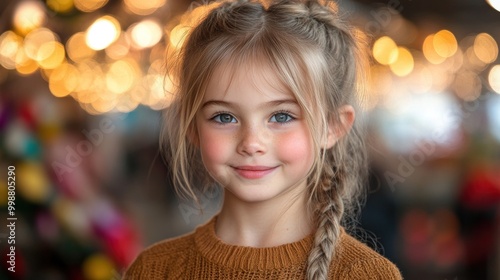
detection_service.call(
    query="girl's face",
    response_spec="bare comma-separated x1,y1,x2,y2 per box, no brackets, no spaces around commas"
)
195,61,315,204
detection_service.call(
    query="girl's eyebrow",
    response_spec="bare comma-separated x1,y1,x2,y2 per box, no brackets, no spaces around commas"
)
201,99,298,109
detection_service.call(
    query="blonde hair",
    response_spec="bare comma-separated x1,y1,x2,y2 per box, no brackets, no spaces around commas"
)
160,1,368,279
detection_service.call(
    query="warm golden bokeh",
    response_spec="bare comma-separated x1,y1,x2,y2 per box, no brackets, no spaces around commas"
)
389,47,414,77
474,33,498,64
423,34,446,64
169,25,190,49
105,34,131,60
0,31,23,70
49,62,79,97
105,59,140,95
38,42,66,69
67,32,96,63
123,0,166,15
46,0,75,13
74,0,108,12
15,48,39,75
85,16,121,51
372,36,399,65
24,28,58,62
433,30,458,58
129,19,164,49
13,1,46,36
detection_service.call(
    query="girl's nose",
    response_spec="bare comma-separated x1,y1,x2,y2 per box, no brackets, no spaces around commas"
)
237,126,267,156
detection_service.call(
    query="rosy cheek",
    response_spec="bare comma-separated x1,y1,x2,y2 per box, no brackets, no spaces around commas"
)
198,129,230,166
276,129,314,166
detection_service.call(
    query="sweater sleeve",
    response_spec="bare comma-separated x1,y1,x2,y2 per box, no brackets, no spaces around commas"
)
339,257,403,280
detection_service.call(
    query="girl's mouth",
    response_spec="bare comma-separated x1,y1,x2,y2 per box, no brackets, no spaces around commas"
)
232,166,278,179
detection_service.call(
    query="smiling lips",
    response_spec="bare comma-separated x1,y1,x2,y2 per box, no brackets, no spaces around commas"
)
232,165,278,179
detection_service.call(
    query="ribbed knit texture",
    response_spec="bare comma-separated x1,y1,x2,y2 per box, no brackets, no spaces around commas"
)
123,217,402,279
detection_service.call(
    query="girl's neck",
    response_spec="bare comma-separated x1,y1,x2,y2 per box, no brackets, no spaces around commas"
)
215,191,314,248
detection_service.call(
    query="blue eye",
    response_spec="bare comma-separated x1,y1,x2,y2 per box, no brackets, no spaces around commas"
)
270,112,293,123
212,113,236,123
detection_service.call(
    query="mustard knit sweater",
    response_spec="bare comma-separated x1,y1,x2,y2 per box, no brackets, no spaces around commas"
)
124,217,402,279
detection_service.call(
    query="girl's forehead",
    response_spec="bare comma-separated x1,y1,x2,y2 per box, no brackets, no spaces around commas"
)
206,58,295,101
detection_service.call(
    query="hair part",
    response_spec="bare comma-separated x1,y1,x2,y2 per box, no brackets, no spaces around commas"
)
160,1,368,279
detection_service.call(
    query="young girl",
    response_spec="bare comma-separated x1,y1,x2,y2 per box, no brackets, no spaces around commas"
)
125,0,402,279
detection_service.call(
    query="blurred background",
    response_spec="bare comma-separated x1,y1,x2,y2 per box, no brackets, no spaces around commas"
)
0,0,499,279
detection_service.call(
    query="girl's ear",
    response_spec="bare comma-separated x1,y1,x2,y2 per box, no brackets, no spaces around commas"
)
323,105,355,149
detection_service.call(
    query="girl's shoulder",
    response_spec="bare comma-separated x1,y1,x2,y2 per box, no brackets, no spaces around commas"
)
329,229,402,280
140,230,197,258
123,229,198,279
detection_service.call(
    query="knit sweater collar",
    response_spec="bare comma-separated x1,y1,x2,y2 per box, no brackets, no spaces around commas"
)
194,216,314,270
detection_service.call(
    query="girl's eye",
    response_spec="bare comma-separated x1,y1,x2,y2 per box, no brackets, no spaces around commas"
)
212,113,236,123
270,112,293,123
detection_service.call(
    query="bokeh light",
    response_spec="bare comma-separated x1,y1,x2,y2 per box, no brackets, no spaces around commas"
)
46,0,74,13
376,91,462,153
433,30,458,58
169,25,190,49
123,0,166,15
17,161,52,203
75,0,108,12
49,62,79,97
486,0,500,12
373,36,399,65
390,47,414,77
465,46,487,71
67,32,96,62
23,28,58,61
129,19,163,49
105,59,140,94
105,33,131,60
423,34,446,64
15,47,38,75
0,31,23,70
474,33,498,64
489,64,500,94
453,70,482,101
37,41,66,69
13,1,47,36
85,16,121,51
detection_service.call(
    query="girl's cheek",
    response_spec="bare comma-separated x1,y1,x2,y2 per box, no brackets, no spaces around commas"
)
199,129,231,163
276,129,314,164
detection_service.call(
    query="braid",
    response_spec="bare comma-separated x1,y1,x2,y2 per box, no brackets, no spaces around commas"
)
307,161,345,280
298,1,365,279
